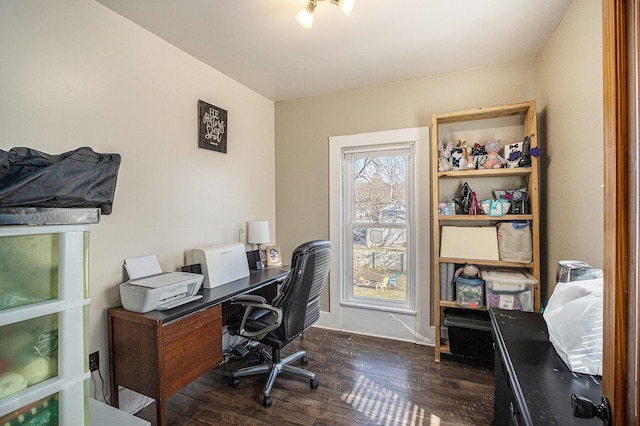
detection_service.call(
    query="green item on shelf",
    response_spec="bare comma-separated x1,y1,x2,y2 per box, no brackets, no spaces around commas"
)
0,371,27,398
0,234,59,305
33,330,58,358
11,346,57,386
2,394,59,425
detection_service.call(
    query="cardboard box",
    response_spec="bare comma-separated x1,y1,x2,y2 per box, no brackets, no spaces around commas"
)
440,226,499,260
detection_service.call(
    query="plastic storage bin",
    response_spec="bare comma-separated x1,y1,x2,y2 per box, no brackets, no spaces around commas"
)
443,308,493,360
455,276,484,308
0,217,93,424
482,269,537,312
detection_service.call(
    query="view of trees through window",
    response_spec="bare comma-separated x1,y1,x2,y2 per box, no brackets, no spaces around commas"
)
351,153,408,302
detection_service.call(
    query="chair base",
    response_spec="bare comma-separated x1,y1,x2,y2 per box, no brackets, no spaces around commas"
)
231,348,318,407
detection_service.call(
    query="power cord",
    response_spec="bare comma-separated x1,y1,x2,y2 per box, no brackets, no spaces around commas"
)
223,338,264,363
90,369,108,404
97,369,108,404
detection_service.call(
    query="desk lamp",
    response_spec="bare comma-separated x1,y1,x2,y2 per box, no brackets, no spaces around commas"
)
248,220,270,268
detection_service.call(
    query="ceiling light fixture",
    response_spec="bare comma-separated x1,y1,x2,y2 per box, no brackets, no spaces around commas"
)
295,0,355,29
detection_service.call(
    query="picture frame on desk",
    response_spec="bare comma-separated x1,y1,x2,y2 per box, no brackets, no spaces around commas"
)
266,245,282,266
246,249,262,270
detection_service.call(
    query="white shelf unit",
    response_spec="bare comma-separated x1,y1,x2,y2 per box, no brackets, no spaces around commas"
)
431,101,540,362
0,223,92,425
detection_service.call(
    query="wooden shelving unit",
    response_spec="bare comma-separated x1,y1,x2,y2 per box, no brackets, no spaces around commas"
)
431,101,540,362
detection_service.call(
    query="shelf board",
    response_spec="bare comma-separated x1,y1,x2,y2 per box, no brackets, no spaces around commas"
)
438,257,534,268
437,167,532,179
439,300,488,311
439,339,451,354
438,214,533,221
434,102,532,124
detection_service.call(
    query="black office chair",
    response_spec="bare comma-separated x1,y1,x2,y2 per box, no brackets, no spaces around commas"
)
226,240,331,407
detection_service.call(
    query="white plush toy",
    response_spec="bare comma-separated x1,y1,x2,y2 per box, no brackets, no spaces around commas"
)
437,141,453,172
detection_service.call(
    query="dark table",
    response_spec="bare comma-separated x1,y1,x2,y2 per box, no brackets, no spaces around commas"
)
489,309,603,425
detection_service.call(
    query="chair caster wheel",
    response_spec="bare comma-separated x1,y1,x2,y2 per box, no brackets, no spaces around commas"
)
262,396,272,407
310,378,319,389
301,355,308,365
229,377,239,387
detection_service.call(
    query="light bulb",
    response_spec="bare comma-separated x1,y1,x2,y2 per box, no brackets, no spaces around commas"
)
339,0,354,16
296,8,314,29
296,1,317,29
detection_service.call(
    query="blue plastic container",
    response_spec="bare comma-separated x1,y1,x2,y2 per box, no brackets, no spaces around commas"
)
454,276,484,309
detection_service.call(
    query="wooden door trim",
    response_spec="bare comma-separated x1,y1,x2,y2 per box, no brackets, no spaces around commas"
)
602,0,630,423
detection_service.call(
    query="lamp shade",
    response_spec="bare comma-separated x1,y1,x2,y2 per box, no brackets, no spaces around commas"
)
248,220,270,244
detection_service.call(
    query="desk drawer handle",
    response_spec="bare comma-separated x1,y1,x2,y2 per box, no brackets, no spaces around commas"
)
571,394,612,424
509,402,520,425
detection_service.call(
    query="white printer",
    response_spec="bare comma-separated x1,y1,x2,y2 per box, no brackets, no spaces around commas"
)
187,242,250,288
119,255,204,313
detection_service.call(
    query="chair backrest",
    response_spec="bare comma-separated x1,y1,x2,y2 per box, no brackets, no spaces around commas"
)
271,240,331,342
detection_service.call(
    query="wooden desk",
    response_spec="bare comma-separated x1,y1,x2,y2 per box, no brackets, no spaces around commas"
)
108,267,289,426
490,309,602,425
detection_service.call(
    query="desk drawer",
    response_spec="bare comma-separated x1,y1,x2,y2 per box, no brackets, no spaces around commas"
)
494,346,523,425
163,305,221,343
162,306,222,395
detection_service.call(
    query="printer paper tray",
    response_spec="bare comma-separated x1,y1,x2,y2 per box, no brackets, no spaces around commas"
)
156,295,203,311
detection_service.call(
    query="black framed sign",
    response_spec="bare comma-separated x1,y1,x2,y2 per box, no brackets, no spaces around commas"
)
198,99,228,153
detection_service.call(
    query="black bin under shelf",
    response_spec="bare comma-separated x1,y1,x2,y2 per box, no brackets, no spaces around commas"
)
443,308,493,360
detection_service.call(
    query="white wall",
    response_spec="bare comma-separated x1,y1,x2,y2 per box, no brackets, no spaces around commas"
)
540,0,603,300
0,0,276,391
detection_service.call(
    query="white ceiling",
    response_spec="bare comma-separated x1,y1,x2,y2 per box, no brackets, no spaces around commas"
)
95,0,574,102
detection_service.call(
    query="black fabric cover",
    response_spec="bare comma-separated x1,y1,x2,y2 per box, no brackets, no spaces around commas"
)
0,147,121,214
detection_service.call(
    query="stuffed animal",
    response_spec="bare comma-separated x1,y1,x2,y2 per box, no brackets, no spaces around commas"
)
437,141,453,172
450,148,467,170
454,263,481,279
458,137,475,169
471,143,487,169
482,139,506,169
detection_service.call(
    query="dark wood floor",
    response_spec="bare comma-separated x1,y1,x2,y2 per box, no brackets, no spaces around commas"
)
135,327,494,425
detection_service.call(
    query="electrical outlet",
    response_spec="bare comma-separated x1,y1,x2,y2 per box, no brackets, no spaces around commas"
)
89,351,99,372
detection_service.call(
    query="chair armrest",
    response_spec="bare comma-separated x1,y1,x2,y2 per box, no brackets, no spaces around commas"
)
230,294,267,305
232,298,282,340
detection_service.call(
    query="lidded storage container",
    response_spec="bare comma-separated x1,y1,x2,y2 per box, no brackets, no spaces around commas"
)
443,308,493,360
482,269,537,312
454,276,484,309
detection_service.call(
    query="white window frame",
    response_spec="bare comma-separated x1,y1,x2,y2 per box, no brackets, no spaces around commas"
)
324,127,430,344
341,144,415,313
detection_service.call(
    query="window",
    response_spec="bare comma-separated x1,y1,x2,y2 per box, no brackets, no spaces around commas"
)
342,144,415,312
